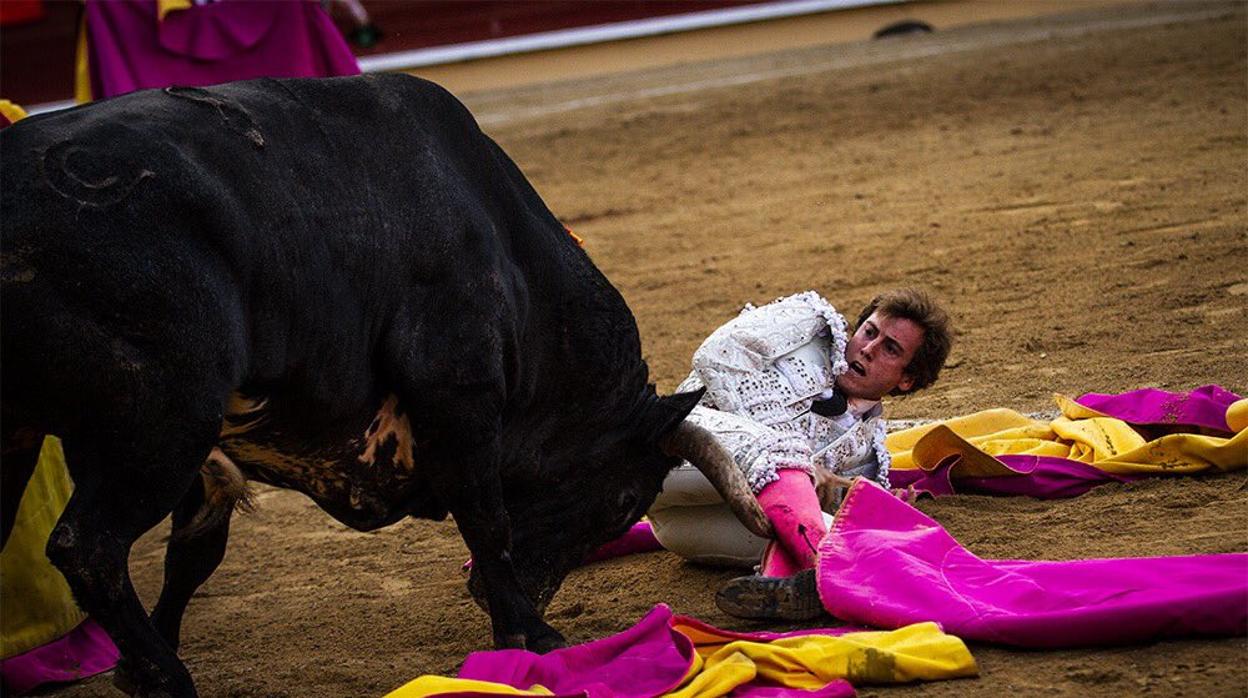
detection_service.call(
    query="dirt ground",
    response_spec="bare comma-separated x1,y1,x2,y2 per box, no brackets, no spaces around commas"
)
54,2,1247,696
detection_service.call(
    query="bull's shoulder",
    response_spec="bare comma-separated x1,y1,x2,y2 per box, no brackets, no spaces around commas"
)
3,74,477,157
221,74,482,139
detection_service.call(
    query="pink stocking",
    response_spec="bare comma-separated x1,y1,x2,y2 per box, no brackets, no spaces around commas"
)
755,469,828,571
759,540,805,577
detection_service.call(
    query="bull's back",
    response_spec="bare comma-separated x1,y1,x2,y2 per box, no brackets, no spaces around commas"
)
3,75,522,286
1,75,582,433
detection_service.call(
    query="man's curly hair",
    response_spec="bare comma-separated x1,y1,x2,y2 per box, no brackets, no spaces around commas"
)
854,288,952,395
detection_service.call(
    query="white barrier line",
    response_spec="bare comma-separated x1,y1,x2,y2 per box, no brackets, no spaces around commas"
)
357,0,903,73
475,6,1237,127
26,99,76,116
886,410,1059,433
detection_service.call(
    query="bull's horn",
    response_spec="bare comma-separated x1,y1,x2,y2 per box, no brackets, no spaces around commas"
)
659,422,773,539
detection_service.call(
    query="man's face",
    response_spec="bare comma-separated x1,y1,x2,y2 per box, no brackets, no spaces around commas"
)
836,311,924,400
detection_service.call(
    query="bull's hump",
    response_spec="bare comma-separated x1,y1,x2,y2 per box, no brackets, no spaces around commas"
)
163,86,266,149
38,130,156,210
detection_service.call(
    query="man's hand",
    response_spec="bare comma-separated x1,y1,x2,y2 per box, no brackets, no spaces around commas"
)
891,484,919,503
814,468,853,512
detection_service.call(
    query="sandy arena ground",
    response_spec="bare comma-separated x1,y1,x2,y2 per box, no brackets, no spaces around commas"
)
54,2,1246,696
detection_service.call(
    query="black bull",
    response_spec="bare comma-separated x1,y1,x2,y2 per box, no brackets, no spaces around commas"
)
0,75,770,696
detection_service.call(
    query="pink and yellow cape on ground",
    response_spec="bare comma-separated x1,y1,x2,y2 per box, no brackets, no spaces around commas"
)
888,384,1246,499
385,604,976,697
392,474,1246,696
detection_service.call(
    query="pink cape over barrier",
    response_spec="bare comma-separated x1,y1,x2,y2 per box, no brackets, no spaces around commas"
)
816,479,1248,648
445,604,854,698
888,384,1243,499
83,0,360,100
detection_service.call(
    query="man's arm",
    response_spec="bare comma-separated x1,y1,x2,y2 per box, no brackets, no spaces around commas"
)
812,417,895,510
691,292,846,423
683,404,815,493
814,469,854,511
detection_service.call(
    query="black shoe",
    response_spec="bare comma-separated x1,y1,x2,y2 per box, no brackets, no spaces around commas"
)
715,568,823,620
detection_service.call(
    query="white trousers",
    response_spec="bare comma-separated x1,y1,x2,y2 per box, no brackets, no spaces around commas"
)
648,464,834,568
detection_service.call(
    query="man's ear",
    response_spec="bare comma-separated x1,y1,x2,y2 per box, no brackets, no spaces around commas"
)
896,372,916,394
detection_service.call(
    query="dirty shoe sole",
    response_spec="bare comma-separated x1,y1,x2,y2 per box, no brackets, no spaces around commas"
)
715,568,822,620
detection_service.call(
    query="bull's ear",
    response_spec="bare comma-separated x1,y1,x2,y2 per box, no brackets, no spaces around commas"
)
639,387,705,445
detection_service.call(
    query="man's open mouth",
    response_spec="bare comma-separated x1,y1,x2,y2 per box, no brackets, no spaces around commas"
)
849,361,867,376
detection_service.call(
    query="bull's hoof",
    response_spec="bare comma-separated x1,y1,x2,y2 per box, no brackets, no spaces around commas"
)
493,623,566,653
526,625,567,654
112,667,139,696
110,658,196,697
495,632,527,649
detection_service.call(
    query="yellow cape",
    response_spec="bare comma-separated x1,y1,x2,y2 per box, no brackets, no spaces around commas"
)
1,437,86,659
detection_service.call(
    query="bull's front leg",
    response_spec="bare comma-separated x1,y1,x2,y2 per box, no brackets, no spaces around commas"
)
427,433,565,652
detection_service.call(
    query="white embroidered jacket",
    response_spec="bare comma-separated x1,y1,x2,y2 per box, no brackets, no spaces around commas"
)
675,291,892,495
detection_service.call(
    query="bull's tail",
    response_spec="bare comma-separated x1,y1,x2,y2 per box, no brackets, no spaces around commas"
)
174,447,255,540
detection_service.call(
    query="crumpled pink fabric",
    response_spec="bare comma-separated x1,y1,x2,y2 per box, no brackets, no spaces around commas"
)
456,605,693,698
888,454,1138,500
1075,384,1240,433
816,479,1248,648
583,521,663,563
0,619,118,695
464,521,663,572
449,604,855,698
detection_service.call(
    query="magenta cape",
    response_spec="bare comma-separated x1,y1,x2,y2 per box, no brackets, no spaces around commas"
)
0,619,118,695
584,520,663,563
443,605,854,698
462,521,662,572
888,453,1138,499
84,0,359,100
1075,383,1240,433
817,479,1248,648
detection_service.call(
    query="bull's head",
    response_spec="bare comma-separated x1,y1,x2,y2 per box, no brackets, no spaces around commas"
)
478,387,770,616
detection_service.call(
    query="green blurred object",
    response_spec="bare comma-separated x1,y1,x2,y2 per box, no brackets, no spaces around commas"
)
350,23,381,49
